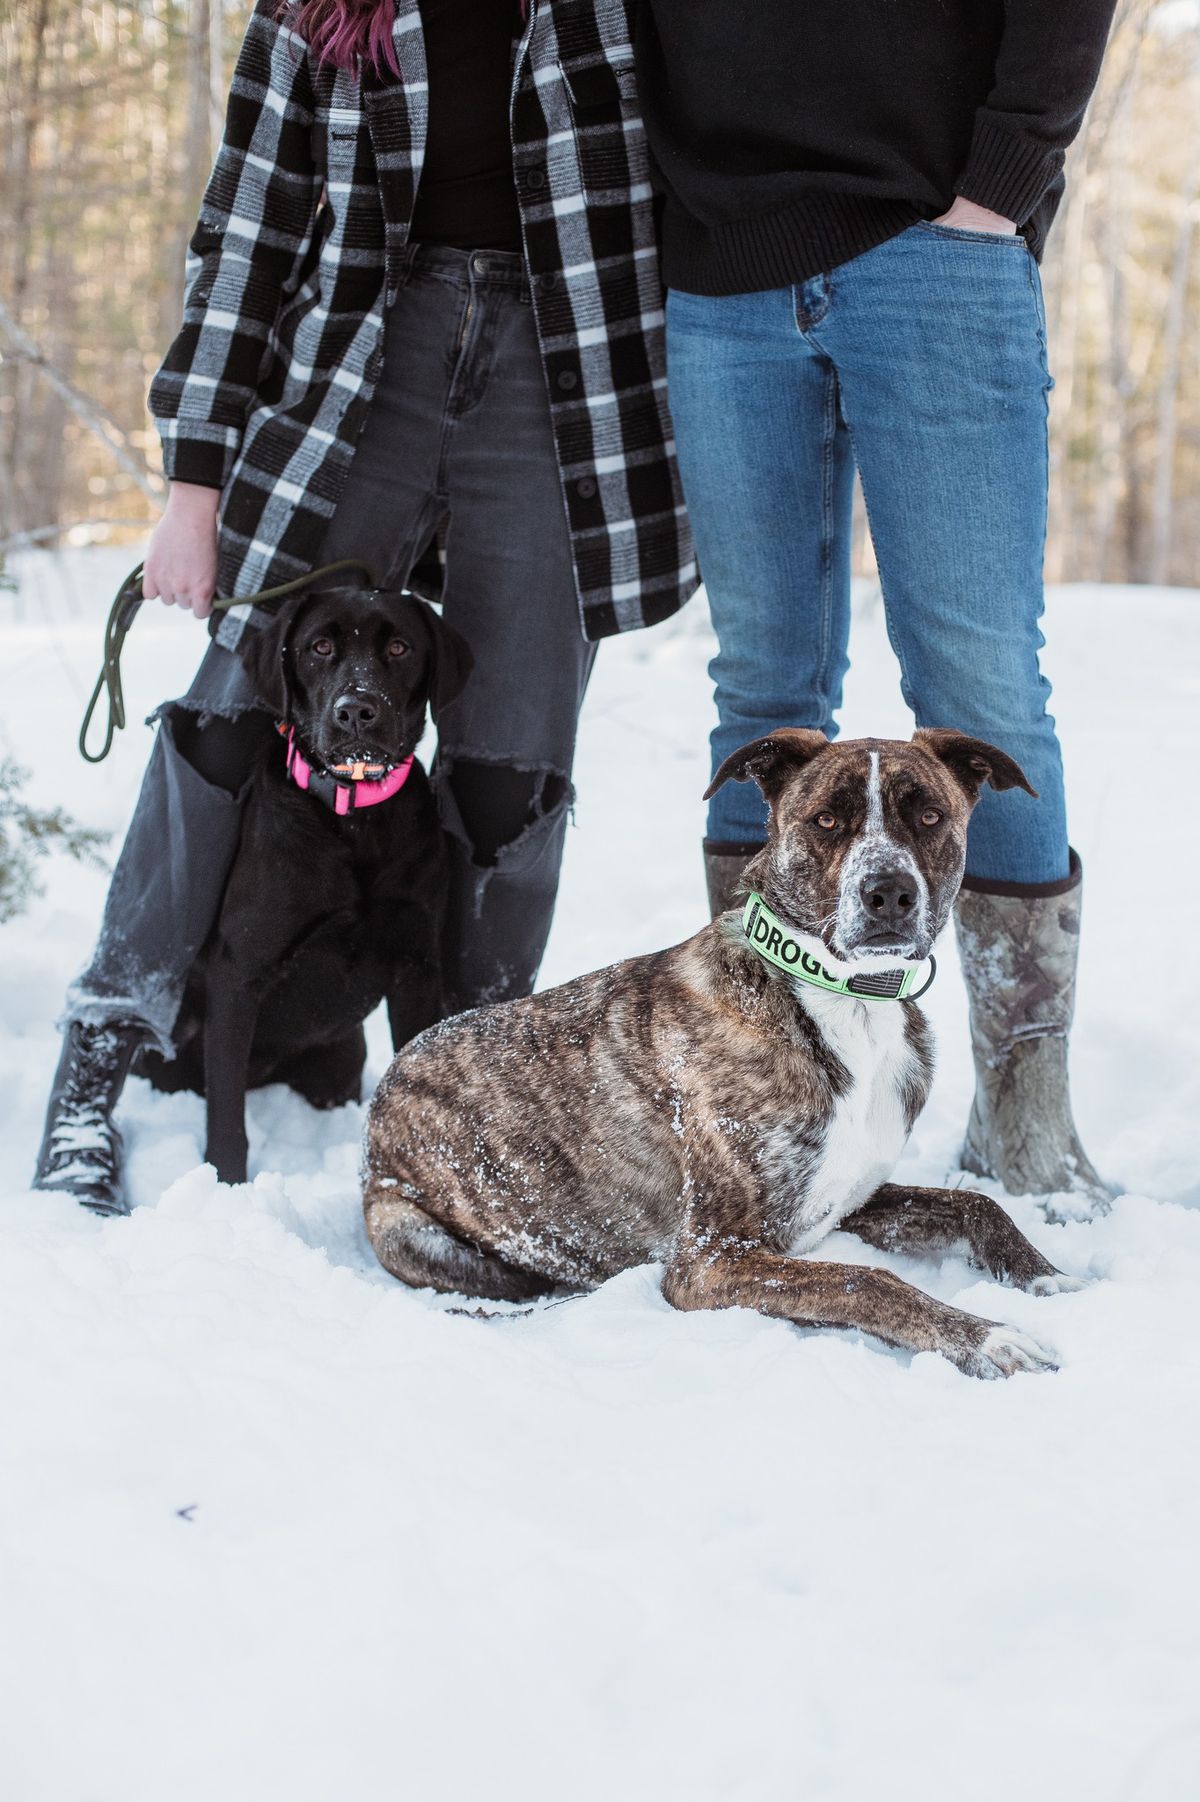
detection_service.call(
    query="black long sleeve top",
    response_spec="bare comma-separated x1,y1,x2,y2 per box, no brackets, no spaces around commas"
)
636,0,1119,294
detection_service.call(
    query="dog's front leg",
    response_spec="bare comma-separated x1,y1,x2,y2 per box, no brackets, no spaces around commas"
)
662,1238,1058,1379
387,956,444,1053
202,946,259,1185
842,1184,1086,1295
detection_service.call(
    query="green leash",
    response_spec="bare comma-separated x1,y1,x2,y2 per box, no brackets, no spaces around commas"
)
741,891,936,1001
78,558,378,763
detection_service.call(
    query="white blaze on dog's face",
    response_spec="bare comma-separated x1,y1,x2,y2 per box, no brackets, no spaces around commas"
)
706,729,1037,965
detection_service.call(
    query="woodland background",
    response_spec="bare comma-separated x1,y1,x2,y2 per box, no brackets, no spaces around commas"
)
1,0,1198,586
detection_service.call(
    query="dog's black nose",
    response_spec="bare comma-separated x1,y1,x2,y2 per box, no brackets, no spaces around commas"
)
860,870,917,923
332,692,380,731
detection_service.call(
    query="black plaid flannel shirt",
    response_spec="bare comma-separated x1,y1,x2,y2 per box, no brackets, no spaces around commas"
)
148,0,697,645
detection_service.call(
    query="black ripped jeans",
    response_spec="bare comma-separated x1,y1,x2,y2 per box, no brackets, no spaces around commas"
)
67,245,595,1050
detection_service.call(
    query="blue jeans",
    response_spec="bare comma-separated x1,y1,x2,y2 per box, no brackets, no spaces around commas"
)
667,222,1069,886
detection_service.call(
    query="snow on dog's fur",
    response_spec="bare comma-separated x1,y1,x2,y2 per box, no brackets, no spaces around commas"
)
364,727,1071,1378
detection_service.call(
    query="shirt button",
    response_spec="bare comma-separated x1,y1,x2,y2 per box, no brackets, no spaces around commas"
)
576,476,597,499
556,369,578,391
539,271,559,292
525,166,547,192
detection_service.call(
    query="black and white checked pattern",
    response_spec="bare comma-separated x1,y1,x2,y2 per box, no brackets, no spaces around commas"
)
148,0,697,645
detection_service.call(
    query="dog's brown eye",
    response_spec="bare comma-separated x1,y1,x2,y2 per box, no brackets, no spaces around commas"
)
920,808,942,827
311,638,334,658
387,639,410,660
814,812,838,831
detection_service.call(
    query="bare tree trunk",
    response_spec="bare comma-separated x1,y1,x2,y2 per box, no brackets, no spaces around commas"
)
1061,0,1155,583
1148,40,1200,586
1044,157,1089,583
1090,48,1143,582
209,0,225,158
185,0,215,214
168,0,216,329
0,0,53,539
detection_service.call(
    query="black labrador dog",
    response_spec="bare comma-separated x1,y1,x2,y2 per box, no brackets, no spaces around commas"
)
140,583,471,1184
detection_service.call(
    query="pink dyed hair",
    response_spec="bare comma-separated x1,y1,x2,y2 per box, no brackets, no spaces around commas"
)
283,0,527,77
282,0,401,76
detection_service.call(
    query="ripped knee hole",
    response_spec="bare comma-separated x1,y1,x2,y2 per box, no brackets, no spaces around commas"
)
443,757,571,866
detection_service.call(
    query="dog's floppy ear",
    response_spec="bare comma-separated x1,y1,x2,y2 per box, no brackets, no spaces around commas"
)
914,728,1038,801
703,728,830,803
234,596,306,721
409,601,474,722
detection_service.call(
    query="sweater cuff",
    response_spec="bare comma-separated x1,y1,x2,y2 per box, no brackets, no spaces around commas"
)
955,114,1066,227
159,437,231,491
155,416,242,490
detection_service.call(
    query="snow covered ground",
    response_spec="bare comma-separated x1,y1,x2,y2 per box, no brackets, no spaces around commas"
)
2,549,1198,1802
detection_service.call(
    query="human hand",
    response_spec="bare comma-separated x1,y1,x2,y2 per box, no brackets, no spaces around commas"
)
142,482,221,619
930,197,1018,236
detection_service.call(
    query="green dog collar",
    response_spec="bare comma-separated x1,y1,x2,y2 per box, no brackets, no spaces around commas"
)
740,892,936,1002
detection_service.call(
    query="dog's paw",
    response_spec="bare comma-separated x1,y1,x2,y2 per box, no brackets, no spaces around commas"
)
967,1325,1060,1379
1028,1271,1089,1298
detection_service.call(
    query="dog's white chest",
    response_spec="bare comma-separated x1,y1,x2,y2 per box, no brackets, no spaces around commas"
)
785,991,916,1253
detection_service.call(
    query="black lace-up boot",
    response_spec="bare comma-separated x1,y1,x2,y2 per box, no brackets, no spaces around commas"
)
32,1020,141,1216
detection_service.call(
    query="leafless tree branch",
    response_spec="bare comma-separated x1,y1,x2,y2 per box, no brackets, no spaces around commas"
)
0,298,165,506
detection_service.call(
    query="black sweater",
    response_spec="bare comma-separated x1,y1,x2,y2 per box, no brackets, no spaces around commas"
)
636,0,1118,295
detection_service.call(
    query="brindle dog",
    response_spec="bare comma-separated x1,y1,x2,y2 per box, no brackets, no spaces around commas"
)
363,729,1084,1378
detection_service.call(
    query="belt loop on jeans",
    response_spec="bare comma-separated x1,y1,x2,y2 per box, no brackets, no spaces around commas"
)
466,248,532,304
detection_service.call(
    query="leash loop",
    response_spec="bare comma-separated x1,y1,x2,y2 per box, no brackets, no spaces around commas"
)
78,557,377,764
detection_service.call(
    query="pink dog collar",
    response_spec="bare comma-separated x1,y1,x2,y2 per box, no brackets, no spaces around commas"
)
282,726,414,816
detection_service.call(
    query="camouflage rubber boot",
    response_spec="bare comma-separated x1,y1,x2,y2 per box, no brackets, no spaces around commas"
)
703,841,761,920
954,853,1114,1220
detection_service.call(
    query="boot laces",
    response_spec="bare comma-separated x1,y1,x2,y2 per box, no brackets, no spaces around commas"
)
42,1026,126,1177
